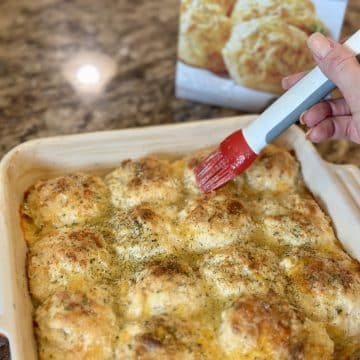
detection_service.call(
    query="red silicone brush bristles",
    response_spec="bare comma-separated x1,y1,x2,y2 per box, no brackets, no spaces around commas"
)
195,149,235,193
195,130,258,193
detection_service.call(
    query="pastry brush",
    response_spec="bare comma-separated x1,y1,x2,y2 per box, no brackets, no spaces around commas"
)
195,30,360,193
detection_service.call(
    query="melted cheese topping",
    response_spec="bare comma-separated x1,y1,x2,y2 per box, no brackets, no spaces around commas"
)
22,144,360,359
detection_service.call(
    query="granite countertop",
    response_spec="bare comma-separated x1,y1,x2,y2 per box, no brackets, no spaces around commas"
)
0,1,359,359
0,0,358,165
0,0,237,160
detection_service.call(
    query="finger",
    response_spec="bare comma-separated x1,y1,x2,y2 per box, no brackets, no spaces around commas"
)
301,98,351,127
282,71,308,90
339,37,348,44
306,116,360,143
307,33,360,115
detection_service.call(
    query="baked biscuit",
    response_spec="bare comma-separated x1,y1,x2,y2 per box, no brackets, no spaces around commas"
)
35,289,117,360
219,295,334,359
247,191,339,249
124,260,208,319
174,147,212,196
243,144,300,192
181,0,235,16
109,205,179,261
247,191,327,217
222,17,314,94
116,315,217,359
280,248,360,339
178,192,253,251
178,1,232,73
263,212,336,249
247,190,338,249
28,228,112,302
25,173,109,229
231,0,326,35
105,157,182,209
199,243,285,299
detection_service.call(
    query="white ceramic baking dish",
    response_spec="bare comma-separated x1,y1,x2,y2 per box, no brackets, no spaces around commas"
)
0,115,359,360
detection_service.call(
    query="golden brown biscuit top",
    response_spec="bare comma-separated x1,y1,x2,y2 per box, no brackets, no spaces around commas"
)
219,294,334,359
35,289,117,360
231,0,326,35
28,228,112,302
24,172,109,229
105,157,182,208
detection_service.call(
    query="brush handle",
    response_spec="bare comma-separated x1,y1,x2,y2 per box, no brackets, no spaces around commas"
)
243,29,360,154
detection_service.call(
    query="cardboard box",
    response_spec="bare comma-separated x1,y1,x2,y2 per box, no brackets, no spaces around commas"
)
176,0,348,112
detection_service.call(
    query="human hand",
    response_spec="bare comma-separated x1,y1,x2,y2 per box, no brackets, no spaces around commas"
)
282,32,360,144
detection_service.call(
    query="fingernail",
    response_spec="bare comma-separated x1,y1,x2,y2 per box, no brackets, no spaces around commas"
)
299,112,307,125
281,77,289,89
305,128,322,143
307,33,332,59
305,128,313,139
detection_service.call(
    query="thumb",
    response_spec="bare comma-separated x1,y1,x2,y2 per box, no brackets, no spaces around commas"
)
307,33,360,117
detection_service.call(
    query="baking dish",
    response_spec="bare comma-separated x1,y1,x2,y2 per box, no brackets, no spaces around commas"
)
0,115,359,360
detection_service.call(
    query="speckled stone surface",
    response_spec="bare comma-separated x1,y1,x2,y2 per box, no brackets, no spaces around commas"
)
0,1,359,358
0,0,237,160
0,0,357,163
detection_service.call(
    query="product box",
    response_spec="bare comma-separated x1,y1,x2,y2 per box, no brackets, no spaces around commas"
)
176,0,348,112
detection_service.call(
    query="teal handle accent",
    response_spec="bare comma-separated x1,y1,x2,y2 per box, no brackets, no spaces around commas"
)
265,79,335,143
265,54,360,144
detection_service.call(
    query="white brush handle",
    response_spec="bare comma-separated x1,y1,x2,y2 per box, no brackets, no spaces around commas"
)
243,29,360,154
